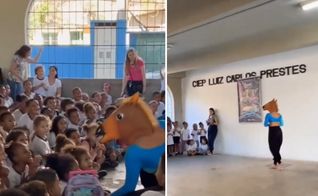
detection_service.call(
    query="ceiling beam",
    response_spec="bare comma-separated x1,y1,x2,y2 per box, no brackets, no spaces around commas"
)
167,0,258,34
167,22,318,73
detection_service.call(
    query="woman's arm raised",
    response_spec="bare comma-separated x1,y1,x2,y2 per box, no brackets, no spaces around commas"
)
26,46,43,63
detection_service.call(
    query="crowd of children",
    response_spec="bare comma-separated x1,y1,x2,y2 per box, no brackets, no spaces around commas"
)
167,121,211,156
0,65,166,196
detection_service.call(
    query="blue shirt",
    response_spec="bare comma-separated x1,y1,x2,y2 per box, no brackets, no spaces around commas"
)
264,113,284,127
111,120,165,196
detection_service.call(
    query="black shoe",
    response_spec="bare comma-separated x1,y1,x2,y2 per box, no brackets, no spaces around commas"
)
98,170,108,179
101,161,112,170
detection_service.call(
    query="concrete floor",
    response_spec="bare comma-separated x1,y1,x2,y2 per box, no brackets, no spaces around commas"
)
167,154,318,196
100,162,143,193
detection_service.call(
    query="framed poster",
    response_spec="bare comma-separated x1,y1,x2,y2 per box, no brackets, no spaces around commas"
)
237,77,262,123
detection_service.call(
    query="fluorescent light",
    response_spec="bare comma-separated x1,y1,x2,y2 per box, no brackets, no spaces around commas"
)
301,0,318,10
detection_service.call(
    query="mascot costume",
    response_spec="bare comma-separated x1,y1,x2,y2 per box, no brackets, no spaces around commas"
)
99,93,165,196
263,99,284,171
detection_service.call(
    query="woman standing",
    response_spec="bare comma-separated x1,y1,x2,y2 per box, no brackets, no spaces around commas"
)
46,66,62,97
6,45,43,100
206,108,218,155
121,48,146,97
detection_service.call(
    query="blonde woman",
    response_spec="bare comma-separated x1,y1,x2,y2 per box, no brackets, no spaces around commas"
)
121,48,146,96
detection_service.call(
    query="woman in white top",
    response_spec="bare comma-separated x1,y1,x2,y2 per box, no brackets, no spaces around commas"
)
6,45,43,100
46,66,62,97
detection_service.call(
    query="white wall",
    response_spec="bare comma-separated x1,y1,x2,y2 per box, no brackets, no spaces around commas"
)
182,45,318,162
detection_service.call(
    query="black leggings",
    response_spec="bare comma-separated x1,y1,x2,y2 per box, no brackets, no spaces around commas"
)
208,125,218,152
126,81,143,96
268,126,283,165
140,169,158,188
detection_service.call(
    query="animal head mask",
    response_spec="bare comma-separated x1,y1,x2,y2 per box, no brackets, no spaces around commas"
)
262,98,278,112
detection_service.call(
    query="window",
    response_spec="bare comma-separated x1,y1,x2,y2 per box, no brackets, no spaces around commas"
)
167,86,174,121
70,31,84,45
26,0,165,79
42,32,58,45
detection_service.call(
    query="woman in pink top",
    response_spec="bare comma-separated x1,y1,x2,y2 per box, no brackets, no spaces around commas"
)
121,48,146,96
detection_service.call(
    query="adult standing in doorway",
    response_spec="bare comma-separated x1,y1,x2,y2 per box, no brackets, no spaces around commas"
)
7,45,43,100
206,108,218,155
121,48,146,97
46,66,62,97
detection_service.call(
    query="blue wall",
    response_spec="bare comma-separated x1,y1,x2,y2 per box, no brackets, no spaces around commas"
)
30,46,94,79
30,23,163,79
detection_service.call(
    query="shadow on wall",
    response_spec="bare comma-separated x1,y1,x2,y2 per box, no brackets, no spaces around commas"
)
57,79,161,101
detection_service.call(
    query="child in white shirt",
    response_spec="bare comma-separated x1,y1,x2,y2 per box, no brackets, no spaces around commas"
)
4,85,14,108
17,99,40,135
199,122,207,143
30,115,52,156
60,98,75,125
102,83,113,104
67,107,82,135
172,121,181,155
167,122,174,156
199,138,209,155
191,123,200,148
181,122,190,154
83,102,97,126
32,65,49,97
187,140,198,156
12,94,29,122
22,80,36,99
0,112,16,140
149,100,159,118
7,142,39,188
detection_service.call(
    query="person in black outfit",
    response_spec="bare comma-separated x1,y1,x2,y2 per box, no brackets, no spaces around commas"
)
206,108,219,154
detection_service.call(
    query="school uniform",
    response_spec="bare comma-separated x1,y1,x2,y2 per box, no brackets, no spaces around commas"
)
191,129,200,148
21,92,35,99
199,144,209,155
200,128,207,142
181,128,190,153
12,109,24,122
0,126,8,140
68,123,84,137
48,132,56,149
52,110,60,119
173,127,181,144
17,113,34,135
187,143,197,154
167,131,174,146
4,97,14,107
8,165,29,188
157,102,165,117
79,112,86,125
32,77,49,97
30,135,52,156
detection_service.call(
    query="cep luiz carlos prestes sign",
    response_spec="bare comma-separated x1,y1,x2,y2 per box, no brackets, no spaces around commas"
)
192,64,307,88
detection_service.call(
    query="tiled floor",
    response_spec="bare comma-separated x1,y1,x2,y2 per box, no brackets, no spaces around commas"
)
167,154,318,196
100,163,143,193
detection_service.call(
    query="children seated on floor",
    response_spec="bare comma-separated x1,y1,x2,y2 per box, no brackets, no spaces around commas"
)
0,64,165,195
187,139,198,156
199,138,209,155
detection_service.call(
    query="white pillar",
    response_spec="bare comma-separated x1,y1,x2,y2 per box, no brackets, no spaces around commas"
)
117,0,126,20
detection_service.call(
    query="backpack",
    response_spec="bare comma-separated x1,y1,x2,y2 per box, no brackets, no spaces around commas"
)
64,173,104,196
